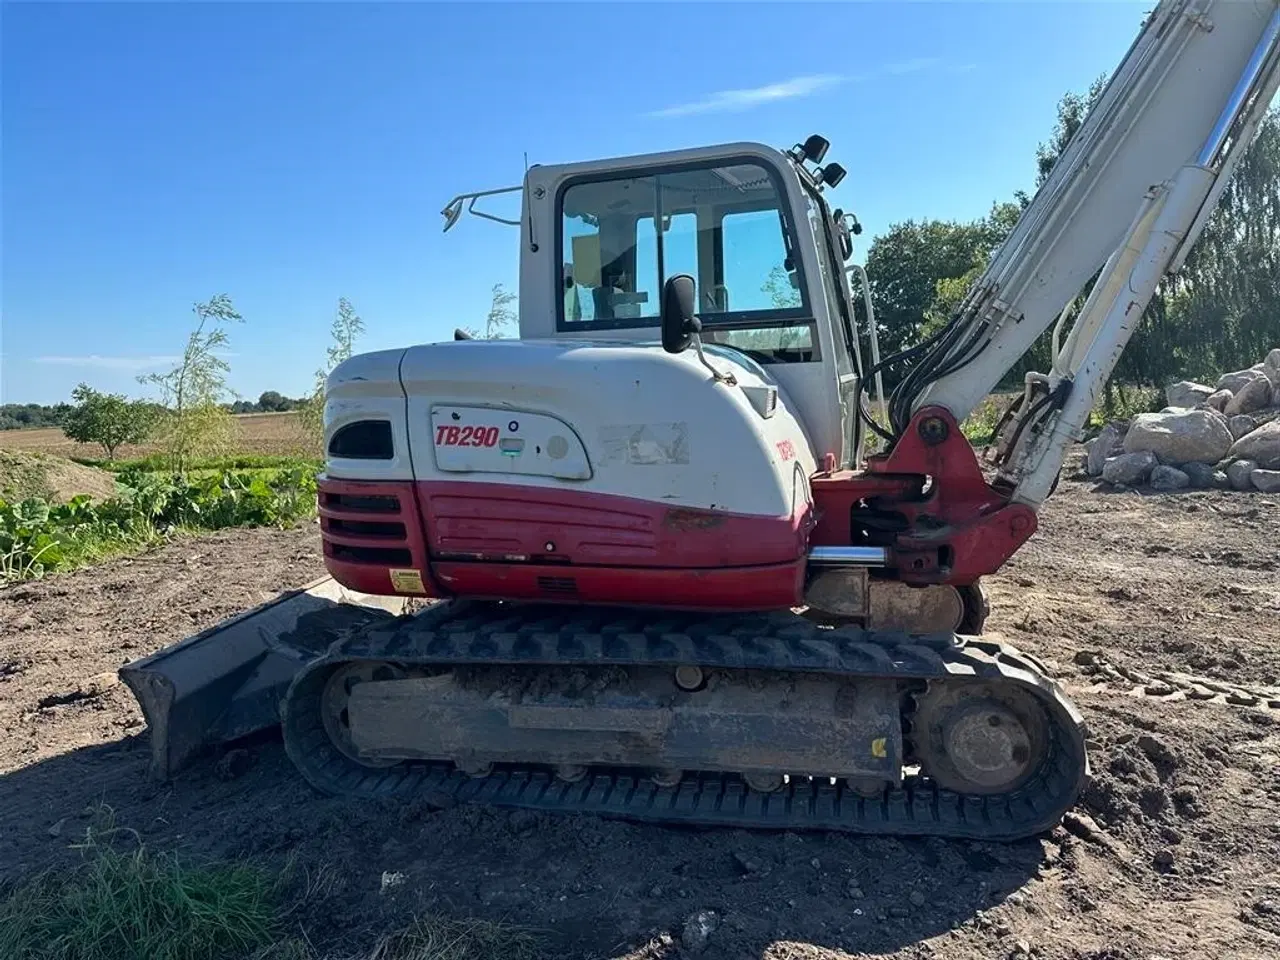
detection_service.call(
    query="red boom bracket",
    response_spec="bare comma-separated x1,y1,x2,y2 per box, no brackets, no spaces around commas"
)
810,406,1037,585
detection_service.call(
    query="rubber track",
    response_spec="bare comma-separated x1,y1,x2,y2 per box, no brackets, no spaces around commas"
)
280,602,1090,841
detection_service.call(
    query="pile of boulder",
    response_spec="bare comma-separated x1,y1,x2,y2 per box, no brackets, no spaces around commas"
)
1084,348,1280,493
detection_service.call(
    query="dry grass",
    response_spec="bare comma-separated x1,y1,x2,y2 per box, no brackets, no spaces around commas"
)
357,917,543,960
0,413,316,460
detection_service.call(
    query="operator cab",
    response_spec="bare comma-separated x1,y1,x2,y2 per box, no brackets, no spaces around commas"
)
442,135,880,469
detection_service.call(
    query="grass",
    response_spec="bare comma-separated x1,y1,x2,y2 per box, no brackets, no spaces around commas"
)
0,815,545,960
362,917,543,960
0,820,281,960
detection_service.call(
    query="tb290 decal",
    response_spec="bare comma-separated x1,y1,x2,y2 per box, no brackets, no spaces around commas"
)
435,425,500,447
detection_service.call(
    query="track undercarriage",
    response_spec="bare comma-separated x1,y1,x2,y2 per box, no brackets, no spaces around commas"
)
280,597,1089,841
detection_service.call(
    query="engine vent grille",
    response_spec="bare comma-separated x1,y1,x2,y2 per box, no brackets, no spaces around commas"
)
536,576,579,596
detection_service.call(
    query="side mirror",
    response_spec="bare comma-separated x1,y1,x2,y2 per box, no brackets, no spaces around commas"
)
661,274,701,354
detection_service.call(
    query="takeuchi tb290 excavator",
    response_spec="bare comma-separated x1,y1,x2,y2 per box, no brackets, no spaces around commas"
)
121,0,1280,841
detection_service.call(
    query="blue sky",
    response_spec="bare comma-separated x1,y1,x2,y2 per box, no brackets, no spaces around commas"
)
2,1,1149,405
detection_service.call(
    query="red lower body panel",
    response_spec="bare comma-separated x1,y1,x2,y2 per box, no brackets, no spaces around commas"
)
317,476,811,610
432,559,805,612
318,476,442,598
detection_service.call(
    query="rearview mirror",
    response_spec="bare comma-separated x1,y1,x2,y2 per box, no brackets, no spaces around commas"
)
661,274,701,354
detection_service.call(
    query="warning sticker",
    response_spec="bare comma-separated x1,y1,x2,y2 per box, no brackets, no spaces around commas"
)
389,568,426,594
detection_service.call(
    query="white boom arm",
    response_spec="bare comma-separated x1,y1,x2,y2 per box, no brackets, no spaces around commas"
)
908,0,1280,506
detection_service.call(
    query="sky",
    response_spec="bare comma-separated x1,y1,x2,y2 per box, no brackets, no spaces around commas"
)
1,1,1150,406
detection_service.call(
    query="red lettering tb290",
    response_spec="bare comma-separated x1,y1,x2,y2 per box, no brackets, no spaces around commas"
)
436,425,500,447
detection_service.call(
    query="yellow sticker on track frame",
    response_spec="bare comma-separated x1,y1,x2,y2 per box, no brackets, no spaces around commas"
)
389,568,426,594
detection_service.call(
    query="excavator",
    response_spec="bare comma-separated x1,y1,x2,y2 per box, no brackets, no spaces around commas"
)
121,0,1280,841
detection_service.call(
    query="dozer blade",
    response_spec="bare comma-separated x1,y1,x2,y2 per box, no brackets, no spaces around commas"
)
119,576,415,780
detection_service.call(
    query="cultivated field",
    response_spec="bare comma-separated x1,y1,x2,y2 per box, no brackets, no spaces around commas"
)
1,468,1278,959
0,411,315,460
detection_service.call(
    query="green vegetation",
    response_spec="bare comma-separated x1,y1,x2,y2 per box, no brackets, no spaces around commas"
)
960,395,1007,446
0,819,281,960
71,452,320,474
228,391,309,415
864,89,1280,396
299,297,367,449
61,384,161,460
0,465,317,582
0,402,72,431
1,813,544,960
457,283,518,342
139,295,246,473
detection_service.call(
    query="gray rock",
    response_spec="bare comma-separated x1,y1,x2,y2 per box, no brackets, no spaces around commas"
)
1165,380,1214,408
1224,376,1273,416
1229,420,1280,468
1251,469,1280,493
1228,414,1258,439
1217,367,1269,394
1122,410,1233,465
1087,423,1126,476
681,910,718,955
1063,811,1103,842
909,889,926,907
1266,348,1280,383
1102,450,1158,486
1206,388,1233,412
1226,458,1258,491
1274,383,1280,409
1149,465,1190,491
1181,461,1230,490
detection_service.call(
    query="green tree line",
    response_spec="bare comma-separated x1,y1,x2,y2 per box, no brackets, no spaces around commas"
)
862,80,1280,396
1,392,309,432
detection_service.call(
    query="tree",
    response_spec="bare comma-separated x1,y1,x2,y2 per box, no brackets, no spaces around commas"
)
138,294,244,473
1034,75,1107,188
460,283,518,340
61,383,157,459
299,297,366,447
258,390,288,412
864,204,1019,366
761,265,801,309
1146,106,1280,383
0,402,71,431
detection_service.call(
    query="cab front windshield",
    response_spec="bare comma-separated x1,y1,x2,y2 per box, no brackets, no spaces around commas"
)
558,159,816,361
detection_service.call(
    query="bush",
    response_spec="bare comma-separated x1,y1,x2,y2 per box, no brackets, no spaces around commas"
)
0,467,317,582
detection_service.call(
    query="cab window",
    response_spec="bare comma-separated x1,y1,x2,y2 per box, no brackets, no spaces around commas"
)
558,160,815,360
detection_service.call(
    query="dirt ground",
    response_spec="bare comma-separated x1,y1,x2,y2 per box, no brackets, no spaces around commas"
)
0,411,312,460
2,472,1279,960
